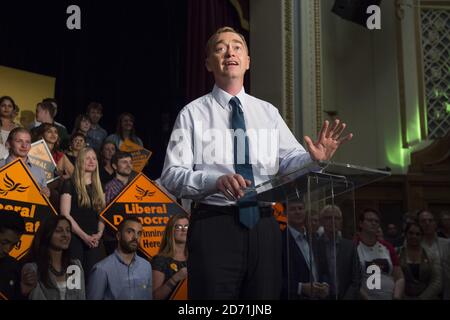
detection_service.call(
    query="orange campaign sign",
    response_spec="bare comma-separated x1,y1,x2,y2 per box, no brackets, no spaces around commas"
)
28,139,58,183
170,279,188,300
0,159,57,260
119,139,152,173
99,172,186,260
273,202,287,231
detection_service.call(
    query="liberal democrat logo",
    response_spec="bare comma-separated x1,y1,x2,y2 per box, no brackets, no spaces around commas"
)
0,173,29,196
135,185,155,200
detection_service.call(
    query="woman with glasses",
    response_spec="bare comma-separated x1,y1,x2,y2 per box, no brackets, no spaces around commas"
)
151,212,189,300
397,222,442,299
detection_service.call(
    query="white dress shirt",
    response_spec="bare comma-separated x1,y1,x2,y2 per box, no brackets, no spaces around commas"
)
161,85,312,206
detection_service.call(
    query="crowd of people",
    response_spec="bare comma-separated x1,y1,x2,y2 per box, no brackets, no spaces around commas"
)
0,95,449,301
282,203,450,300
1,26,449,301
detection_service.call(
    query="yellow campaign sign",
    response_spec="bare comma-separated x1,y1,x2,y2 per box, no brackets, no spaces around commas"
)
0,159,57,260
28,139,58,184
119,139,152,173
170,279,188,300
100,173,186,260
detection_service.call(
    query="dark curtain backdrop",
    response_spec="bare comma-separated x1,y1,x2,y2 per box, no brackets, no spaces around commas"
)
0,0,248,178
185,0,250,102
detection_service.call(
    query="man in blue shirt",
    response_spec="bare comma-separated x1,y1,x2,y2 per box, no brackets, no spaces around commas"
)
86,102,108,152
87,217,152,300
0,128,49,197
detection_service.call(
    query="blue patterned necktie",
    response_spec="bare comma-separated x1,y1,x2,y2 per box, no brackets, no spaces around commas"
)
230,97,260,229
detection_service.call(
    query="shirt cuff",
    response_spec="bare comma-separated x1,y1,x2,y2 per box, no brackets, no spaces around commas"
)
298,282,303,296
203,171,223,194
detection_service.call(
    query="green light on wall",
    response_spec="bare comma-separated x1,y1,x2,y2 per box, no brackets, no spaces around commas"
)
387,144,408,168
406,106,422,146
446,102,450,113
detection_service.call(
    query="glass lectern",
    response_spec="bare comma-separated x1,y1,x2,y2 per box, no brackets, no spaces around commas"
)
250,161,390,300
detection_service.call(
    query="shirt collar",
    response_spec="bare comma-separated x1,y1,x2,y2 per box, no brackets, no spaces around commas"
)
212,84,246,111
5,155,32,167
288,225,307,240
114,249,137,266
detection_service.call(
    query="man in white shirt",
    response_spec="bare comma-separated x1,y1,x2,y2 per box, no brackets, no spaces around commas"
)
161,26,352,299
419,210,450,299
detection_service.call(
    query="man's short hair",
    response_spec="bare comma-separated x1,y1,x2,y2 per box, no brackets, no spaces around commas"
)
37,101,57,118
7,127,31,144
205,26,248,57
86,102,103,113
70,132,86,143
111,151,132,167
118,217,142,233
358,208,381,224
0,210,26,235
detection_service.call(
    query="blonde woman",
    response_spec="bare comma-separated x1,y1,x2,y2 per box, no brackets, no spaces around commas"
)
152,212,189,300
60,147,106,276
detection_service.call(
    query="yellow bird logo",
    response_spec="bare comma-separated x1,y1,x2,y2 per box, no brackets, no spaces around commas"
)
135,185,155,200
0,173,29,196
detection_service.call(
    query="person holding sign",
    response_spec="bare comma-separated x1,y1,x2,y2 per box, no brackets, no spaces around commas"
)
105,113,143,150
21,215,86,300
60,147,106,276
152,213,189,300
0,128,49,197
161,27,352,299
35,123,74,180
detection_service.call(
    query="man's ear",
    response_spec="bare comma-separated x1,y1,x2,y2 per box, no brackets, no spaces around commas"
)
205,58,212,72
245,55,250,71
116,231,121,242
112,163,117,171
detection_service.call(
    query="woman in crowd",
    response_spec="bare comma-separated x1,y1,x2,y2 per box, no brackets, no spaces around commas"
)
20,215,86,300
65,133,87,166
36,123,74,179
105,112,143,150
398,222,442,299
0,96,19,159
98,141,116,186
152,212,189,300
60,147,106,276
72,114,92,139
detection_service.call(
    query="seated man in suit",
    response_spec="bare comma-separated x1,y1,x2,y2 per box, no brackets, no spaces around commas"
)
316,205,361,299
281,201,329,299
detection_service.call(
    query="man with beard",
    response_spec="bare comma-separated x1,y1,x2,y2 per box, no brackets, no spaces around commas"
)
103,151,134,255
87,218,152,300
